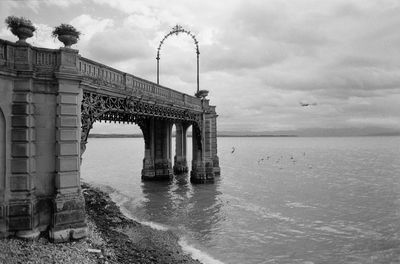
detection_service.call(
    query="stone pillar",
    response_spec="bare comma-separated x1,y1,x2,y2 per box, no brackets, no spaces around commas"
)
0,109,5,238
8,44,39,239
141,118,155,179
142,118,173,180
173,123,189,174
190,125,208,183
49,48,87,242
190,102,220,183
207,106,220,176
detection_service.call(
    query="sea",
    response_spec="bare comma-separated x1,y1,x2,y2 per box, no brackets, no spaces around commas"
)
81,136,400,264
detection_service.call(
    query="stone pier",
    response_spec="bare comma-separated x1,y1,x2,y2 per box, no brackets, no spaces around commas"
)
173,123,189,174
190,101,220,183
0,37,220,240
141,119,173,180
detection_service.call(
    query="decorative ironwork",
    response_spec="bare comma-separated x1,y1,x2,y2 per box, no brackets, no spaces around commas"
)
156,24,200,94
80,92,203,154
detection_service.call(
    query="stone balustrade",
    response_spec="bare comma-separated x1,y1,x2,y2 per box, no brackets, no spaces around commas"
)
0,39,202,111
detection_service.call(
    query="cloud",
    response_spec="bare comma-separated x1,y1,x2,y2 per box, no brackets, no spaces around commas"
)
44,0,83,8
87,28,152,64
70,14,114,41
1,0,399,134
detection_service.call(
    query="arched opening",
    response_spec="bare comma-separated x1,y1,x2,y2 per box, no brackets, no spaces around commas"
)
80,92,204,182
80,121,145,192
172,122,192,175
0,108,5,198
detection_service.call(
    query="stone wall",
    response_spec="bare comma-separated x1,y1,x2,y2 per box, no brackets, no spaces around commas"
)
0,78,13,238
0,40,87,241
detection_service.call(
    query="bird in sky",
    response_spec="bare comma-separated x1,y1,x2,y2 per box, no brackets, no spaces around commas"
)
300,101,317,107
231,147,235,154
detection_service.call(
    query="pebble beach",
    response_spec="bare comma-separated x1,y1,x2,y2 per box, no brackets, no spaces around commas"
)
0,183,201,264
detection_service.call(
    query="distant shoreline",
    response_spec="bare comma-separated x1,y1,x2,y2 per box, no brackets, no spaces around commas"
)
88,133,400,138
88,134,298,138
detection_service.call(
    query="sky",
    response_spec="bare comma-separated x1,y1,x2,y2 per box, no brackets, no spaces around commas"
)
1,0,400,135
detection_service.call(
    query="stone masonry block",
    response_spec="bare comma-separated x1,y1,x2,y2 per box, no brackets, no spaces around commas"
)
13,80,32,92
8,216,32,230
12,142,30,157
12,115,34,128
58,104,78,115
57,82,80,94
11,158,30,173
57,142,79,156
58,129,79,141
57,116,78,128
58,94,78,105
8,204,31,217
57,156,79,172
54,210,85,226
11,158,35,173
12,128,34,141
56,172,79,189
12,93,31,103
12,104,32,115
10,174,29,191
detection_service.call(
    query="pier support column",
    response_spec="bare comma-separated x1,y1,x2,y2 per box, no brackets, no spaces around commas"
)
49,48,87,242
207,106,220,176
8,45,39,239
191,102,220,183
173,123,189,174
142,118,173,180
0,108,5,238
190,129,208,183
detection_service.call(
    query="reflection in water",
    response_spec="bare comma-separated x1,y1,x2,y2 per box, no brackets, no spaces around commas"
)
186,178,224,241
140,174,223,242
82,137,400,264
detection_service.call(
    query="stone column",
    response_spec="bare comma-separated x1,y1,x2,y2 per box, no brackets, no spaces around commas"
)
0,109,5,238
141,118,155,179
49,48,87,242
190,102,220,183
190,128,207,183
8,45,39,239
173,123,189,174
142,118,173,180
207,106,220,176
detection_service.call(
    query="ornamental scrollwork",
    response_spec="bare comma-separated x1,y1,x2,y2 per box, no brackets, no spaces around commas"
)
80,91,203,155
156,24,200,60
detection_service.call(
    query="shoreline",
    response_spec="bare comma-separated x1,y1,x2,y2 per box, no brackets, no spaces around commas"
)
0,182,202,264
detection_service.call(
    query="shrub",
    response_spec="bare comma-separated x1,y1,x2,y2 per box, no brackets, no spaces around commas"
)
5,16,36,31
52,24,81,39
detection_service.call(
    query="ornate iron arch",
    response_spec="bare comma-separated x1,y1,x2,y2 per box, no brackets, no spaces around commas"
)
80,92,204,156
156,24,200,94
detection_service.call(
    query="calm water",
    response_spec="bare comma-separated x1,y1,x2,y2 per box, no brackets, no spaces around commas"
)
81,136,400,264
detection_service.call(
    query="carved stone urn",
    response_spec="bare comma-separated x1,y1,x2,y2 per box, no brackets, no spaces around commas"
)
52,24,80,48
5,16,36,45
11,26,34,45
195,89,209,99
58,34,78,48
